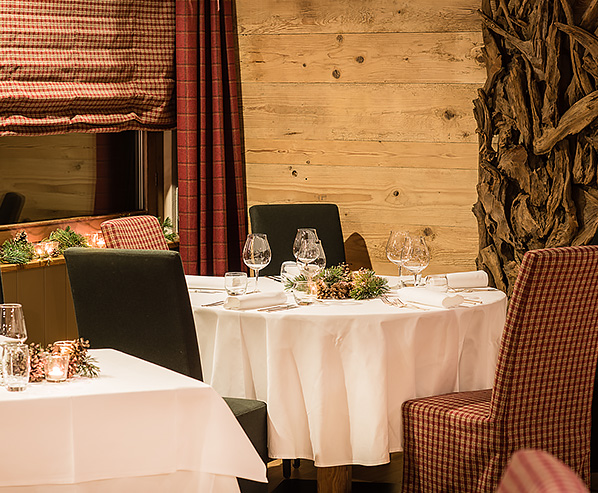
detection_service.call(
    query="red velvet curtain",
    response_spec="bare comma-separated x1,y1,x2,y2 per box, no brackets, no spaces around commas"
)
176,0,247,275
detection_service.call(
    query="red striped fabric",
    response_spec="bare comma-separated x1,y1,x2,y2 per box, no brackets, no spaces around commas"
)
175,0,247,275
498,449,589,492
0,0,176,135
100,216,169,250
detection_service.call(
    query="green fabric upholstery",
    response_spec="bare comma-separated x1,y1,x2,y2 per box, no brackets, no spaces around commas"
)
64,248,268,492
249,203,345,276
226,397,269,493
64,248,203,379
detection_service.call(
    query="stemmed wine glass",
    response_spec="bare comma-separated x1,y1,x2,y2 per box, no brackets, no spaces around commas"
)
295,231,321,279
242,233,272,292
300,240,327,279
402,235,430,287
293,229,318,263
386,231,411,288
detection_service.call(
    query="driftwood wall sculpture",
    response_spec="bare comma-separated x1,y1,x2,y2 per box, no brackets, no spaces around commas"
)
474,0,598,294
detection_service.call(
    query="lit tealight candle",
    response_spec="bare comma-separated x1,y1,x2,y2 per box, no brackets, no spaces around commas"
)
34,243,46,258
45,353,69,383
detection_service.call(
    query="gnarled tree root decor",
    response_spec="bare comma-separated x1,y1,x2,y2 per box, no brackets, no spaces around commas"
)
474,0,598,295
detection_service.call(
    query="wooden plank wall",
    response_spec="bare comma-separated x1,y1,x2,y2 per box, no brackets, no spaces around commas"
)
2,260,78,346
236,0,485,275
0,134,96,223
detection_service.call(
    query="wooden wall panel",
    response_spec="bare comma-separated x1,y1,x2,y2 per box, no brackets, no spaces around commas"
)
239,33,485,84
1,260,78,346
236,0,482,34
241,83,479,143
244,139,479,169
0,134,96,222
236,0,483,274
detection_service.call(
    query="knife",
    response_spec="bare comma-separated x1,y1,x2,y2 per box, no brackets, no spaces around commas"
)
258,304,299,312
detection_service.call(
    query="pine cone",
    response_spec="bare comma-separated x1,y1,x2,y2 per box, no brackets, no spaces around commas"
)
14,231,28,244
28,343,46,383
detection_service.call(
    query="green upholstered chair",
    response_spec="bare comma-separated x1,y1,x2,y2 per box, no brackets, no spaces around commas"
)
248,203,346,277
64,248,268,493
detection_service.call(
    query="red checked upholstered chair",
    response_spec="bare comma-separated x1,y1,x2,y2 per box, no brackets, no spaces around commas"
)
402,245,598,492
100,215,169,250
497,449,589,493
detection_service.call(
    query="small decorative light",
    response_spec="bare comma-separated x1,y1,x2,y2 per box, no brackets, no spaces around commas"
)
86,232,106,248
45,353,69,382
34,241,59,259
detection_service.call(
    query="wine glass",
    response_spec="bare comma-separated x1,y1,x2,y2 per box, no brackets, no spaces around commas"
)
0,304,27,343
0,304,27,387
300,240,327,279
386,231,411,287
402,235,430,287
293,228,318,262
242,233,272,292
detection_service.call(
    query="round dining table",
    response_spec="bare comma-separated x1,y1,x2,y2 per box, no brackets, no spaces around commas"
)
189,276,507,469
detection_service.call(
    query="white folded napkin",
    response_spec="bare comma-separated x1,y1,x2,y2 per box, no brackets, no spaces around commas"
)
224,291,288,310
445,270,489,289
398,287,464,308
185,275,226,290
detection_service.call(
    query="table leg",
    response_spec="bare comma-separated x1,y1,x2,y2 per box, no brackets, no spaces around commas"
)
316,465,352,493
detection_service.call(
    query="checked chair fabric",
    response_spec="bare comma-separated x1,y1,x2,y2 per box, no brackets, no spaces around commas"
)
100,215,169,250
402,245,598,493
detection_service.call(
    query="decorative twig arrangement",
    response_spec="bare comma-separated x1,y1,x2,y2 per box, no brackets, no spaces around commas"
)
286,264,390,300
473,0,598,294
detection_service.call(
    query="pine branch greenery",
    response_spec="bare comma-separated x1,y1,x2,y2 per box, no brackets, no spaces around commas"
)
159,217,178,242
1,231,35,264
48,226,88,253
28,338,100,382
286,264,389,300
350,268,390,300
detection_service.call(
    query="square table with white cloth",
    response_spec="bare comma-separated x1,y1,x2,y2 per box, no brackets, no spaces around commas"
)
0,349,266,492
189,277,507,467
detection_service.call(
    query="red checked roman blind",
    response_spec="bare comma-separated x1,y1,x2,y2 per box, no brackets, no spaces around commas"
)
0,0,176,135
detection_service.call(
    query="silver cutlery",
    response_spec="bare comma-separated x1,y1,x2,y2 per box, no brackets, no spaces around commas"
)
258,304,299,312
201,300,225,307
189,288,227,294
381,296,429,310
265,275,283,282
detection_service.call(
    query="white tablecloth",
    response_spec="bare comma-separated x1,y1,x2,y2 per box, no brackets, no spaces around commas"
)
190,277,507,467
0,349,266,492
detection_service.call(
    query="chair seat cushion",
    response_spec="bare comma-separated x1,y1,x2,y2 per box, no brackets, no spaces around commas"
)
224,397,268,462
224,397,268,493
402,389,495,492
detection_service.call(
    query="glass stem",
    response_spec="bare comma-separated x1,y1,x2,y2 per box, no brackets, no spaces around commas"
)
397,265,405,288
254,269,260,293
414,273,422,287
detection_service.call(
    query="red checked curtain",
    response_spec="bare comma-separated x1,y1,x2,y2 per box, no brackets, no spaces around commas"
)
176,0,247,275
0,0,176,135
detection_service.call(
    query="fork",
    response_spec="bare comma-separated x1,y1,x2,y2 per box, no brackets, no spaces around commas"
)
382,295,430,311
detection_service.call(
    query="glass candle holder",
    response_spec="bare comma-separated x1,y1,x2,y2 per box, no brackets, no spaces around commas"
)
292,280,317,305
45,353,69,382
53,341,74,357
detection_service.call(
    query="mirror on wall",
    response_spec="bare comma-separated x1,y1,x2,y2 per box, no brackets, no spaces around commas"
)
0,131,144,226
